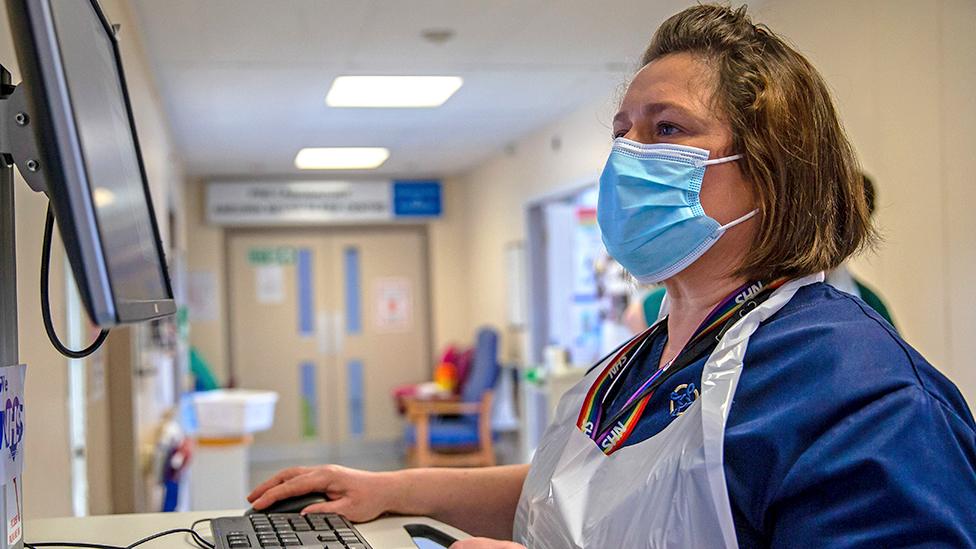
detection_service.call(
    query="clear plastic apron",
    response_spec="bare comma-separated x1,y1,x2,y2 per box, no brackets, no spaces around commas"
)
515,274,823,548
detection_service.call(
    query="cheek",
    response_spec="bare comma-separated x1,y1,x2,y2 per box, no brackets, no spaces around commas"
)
698,165,755,224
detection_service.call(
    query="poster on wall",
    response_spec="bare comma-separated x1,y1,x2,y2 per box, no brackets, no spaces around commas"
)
505,242,527,328
187,271,219,322
374,278,412,332
254,265,285,304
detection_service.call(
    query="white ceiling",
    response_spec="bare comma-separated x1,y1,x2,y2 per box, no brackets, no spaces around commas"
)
130,0,697,179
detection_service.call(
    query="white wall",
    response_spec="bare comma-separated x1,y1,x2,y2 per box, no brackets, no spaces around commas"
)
755,0,976,402
0,0,185,518
446,0,976,405
439,98,618,355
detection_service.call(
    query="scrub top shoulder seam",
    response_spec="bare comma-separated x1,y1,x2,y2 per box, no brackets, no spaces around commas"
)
839,292,936,395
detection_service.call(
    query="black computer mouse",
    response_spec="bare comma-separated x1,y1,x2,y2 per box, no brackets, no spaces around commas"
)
245,492,330,515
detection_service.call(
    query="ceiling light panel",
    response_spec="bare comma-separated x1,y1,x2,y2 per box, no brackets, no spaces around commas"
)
326,76,463,108
294,147,390,170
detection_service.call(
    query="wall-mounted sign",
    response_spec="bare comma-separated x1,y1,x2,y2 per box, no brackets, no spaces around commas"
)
393,181,442,217
254,265,285,304
206,180,441,226
375,278,412,332
247,247,296,265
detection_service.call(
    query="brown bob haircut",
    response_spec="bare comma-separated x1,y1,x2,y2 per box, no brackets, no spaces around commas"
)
643,4,875,281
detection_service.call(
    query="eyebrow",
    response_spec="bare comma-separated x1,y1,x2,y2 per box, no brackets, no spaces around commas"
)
642,101,702,122
612,101,704,127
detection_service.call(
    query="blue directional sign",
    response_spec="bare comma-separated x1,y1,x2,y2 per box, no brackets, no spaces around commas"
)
393,180,442,217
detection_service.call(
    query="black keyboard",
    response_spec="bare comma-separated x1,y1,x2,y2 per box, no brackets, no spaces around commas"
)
211,512,372,549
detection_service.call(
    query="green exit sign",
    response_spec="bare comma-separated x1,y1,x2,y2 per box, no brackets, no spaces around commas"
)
248,247,296,265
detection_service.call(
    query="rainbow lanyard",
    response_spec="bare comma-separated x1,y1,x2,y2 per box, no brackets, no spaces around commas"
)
577,278,788,455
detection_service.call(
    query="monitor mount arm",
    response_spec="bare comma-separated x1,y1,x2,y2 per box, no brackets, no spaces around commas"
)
0,64,47,194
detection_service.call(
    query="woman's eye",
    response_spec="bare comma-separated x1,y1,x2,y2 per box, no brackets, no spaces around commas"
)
657,123,681,137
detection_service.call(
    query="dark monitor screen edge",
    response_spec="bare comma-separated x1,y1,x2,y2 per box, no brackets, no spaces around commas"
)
5,0,175,327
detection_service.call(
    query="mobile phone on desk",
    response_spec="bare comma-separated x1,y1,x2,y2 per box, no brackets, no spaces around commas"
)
406,524,458,548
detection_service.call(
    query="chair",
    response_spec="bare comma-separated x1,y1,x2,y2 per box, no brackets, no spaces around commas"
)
404,327,500,467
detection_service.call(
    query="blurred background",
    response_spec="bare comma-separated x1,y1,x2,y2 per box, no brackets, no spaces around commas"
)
1,0,973,519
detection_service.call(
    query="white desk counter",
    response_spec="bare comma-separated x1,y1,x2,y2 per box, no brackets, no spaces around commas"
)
26,510,469,548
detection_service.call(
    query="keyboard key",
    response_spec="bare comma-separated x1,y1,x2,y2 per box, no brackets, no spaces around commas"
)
214,512,370,549
226,536,251,548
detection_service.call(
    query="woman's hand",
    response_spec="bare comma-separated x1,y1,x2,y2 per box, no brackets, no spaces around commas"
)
249,464,529,539
450,538,526,549
247,464,401,522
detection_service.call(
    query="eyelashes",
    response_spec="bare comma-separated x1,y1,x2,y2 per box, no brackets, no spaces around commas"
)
656,122,681,137
611,122,683,141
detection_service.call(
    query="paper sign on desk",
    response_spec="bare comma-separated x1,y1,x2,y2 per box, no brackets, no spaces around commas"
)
0,364,25,547
5,480,21,545
0,364,25,486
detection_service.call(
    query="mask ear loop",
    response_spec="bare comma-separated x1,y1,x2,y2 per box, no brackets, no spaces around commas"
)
700,153,743,166
718,208,758,231
698,152,755,230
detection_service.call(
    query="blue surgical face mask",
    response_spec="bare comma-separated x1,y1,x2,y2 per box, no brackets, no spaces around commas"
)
597,137,757,284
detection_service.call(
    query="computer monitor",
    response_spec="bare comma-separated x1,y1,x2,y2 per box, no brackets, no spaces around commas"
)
5,0,175,327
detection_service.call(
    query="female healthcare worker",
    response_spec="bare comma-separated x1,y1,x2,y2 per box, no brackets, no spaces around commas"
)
248,5,976,547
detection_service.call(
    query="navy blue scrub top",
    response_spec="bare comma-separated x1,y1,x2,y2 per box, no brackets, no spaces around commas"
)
604,282,976,547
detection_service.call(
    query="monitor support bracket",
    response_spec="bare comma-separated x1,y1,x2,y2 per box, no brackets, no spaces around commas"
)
0,68,45,194
0,61,31,549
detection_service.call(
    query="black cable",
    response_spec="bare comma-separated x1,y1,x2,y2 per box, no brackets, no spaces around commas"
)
188,531,214,549
25,542,123,549
188,518,215,549
25,517,217,549
125,528,209,549
41,203,109,359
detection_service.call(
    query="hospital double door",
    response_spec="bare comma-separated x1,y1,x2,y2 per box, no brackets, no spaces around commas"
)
227,227,431,446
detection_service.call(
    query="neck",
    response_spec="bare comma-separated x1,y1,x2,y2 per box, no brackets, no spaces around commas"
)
661,258,749,358
657,207,758,363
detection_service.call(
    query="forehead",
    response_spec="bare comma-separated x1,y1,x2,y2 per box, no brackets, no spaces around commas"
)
619,53,719,117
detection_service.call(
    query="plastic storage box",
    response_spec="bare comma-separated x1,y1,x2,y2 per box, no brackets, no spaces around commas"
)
190,389,279,437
